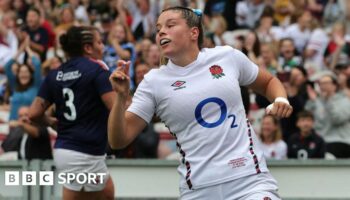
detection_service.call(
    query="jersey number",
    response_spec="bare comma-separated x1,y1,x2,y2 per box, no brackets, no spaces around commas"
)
195,97,238,128
63,88,76,121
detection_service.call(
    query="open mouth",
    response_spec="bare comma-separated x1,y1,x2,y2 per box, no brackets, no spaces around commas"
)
160,38,171,46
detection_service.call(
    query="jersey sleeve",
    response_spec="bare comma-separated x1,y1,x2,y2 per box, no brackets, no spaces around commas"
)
94,64,113,96
127,75,156,124
37,73,53,103
233,48,259,86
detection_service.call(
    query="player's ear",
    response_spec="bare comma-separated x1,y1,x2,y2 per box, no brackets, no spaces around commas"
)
83,44,93,55
190,27,199,41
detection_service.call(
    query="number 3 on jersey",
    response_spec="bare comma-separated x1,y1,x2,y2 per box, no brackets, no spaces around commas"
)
63,88,77,121
195,97,238,128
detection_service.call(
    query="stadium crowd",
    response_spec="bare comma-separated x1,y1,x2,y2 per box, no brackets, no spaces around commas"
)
0,0,350,160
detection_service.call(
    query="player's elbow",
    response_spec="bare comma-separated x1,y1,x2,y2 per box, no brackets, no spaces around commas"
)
29,110,40,123
108,135,129,149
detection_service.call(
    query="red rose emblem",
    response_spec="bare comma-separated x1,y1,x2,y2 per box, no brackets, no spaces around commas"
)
209,65,225,79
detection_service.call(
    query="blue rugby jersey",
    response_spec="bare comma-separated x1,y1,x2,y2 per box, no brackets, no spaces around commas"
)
38,57,112,155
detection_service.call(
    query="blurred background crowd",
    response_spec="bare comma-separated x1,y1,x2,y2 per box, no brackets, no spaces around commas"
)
0,0,350,161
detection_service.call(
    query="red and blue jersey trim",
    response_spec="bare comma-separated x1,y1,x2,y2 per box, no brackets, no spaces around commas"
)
246,119,261,174
89,58,109,71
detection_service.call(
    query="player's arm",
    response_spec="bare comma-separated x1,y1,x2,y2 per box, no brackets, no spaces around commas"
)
29,97,57,127
108,60,147,148
101,92,116,111
108,95,147,149
248,68,293,118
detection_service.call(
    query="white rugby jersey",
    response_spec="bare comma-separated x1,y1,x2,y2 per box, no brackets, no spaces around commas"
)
127,46,269,189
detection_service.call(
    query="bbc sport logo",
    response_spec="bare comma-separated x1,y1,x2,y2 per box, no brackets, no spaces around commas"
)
5,171,107,186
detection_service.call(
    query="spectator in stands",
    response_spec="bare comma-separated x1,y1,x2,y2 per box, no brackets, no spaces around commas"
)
54,5,76,34
241,30,261,114
4,35,41,120
46,28,65,62
258,42,281,76
23,7,49,61
204,0,240,30
135,37,152,63
11,0,28,24
305,73,350,158
305,0,326,20
304,18,329,76
256,10,285,43
68,0,89,25
323,0,344,29
280,66,309,141
41,0,57,23
0,11,18,68
0,0,11,19
283,10,312,54
288,110,326,159
4,106,53,160
103,23,136,89
209,15,229,46
203,32,216,48
145,43,160,69
133,62,150,90
242,30,261,64
335,63,350,98
239,0,266,28
324,22,350,70
34,1,56,51
122,0,158,41
278,38,302,71
41,55,63,77
259,114,287,160
273,0,294,27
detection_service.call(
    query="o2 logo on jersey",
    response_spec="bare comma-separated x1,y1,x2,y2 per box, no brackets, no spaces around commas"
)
195,97,238,128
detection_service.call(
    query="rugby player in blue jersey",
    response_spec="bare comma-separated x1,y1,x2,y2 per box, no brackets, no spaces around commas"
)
29,26,115,200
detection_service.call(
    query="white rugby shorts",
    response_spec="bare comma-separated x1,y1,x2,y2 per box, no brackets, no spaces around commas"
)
53,148,110,192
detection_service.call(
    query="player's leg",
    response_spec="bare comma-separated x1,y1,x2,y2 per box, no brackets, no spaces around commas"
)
101,176,115,200
62,187,101,200
54,149,112,200
62,177,114,200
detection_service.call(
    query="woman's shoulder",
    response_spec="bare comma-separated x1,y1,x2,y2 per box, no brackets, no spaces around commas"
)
144,68,162,79
203,46,246,60
203,45,235,53
76,58,110,71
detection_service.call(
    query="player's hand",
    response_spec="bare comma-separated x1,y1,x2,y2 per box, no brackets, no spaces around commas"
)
109,60,131,96
266,97,293,118
47,116,58,127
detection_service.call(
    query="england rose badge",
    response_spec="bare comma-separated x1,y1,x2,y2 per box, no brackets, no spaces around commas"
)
209,65,225,79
